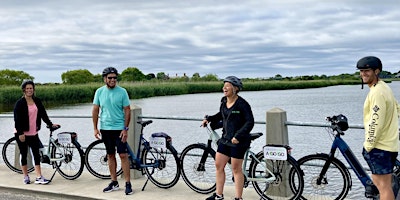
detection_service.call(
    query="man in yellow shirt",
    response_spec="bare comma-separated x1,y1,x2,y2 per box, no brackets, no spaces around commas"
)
357,56,399,200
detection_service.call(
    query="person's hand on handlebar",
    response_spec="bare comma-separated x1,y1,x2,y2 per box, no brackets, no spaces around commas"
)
201,119,209,127
201,115,209,127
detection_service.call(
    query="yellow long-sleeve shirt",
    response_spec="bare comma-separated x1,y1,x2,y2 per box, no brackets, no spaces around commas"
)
363,80,399,152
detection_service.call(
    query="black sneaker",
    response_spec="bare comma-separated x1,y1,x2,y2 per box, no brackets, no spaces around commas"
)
125,182,133,195
206,193,224,200
233,198,243,200
103,181,119,193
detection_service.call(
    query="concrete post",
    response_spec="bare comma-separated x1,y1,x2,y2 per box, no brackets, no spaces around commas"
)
266,107,288,145
266,107,290,197
127,104,143,179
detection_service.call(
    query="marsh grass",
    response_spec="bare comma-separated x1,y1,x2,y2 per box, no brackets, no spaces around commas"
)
0,80,359,113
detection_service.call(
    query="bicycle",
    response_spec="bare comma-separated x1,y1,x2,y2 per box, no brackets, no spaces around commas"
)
296,114,400,200
84,120,181,191
2,125,85,181
180,123,304,200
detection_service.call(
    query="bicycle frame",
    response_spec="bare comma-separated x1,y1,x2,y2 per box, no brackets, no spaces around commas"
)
41,128,71,164
125,135,162,169
318,125,400,197
205,126,276,183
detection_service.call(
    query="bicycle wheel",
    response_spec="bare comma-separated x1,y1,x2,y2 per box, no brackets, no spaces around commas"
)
51,139,85,180
142,142,181,189
2,137,35,174
297,153,351,200
249,152,304,200
84,139,123,179
180,143,216,194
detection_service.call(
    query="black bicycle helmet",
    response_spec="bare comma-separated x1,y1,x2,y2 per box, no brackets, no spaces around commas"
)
21,80,35,90
102,67,118,77
223,76,243,90
356,56,382,72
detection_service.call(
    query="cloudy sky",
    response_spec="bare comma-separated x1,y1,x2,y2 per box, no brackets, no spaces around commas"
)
0,0,399,83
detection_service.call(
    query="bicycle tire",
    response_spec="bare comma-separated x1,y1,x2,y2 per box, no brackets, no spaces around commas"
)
142,142,181,189
180,143,216,194
297,153,351,200
2,137,35,174
51,139,85,180
249,151,304,200
84,139,123,179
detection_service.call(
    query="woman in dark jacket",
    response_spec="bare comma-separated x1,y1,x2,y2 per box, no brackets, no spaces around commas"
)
14,80,58,185
202,76,254,200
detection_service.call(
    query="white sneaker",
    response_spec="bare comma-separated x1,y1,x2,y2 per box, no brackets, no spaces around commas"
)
23,175,30,184
34,176,50,184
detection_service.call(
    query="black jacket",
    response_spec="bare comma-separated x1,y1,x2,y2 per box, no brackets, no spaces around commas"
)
14,96,52,135
207,96,254,144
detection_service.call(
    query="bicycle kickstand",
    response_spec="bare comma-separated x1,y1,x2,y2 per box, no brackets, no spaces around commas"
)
141,177,150,191
49,168,58,183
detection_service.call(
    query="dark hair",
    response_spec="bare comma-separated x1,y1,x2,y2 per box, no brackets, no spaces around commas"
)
21,80,35,90
356,56,382,72
102,67,118,77
223,76,243,90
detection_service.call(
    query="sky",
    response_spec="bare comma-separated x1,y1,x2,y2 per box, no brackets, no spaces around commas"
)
0,0,399,83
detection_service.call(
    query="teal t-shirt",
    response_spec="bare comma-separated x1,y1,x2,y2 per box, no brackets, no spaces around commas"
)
93,85,130,130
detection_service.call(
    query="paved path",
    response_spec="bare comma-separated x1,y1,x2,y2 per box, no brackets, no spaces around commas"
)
0,164,261,200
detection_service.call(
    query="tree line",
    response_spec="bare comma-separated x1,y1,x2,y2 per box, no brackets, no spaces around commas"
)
0,67,399,86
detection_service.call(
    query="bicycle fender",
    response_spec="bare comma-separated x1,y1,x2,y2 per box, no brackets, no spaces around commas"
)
167,142,179,155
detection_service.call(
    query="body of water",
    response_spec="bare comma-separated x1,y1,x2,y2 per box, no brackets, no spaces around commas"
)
1,81,399,199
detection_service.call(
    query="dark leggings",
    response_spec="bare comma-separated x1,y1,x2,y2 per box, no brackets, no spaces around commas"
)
15,133,41,166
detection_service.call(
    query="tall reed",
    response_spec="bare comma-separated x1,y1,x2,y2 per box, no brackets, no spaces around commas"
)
0,80,359,113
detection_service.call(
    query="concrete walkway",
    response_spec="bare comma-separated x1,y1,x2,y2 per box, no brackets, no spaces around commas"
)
0,164,261,200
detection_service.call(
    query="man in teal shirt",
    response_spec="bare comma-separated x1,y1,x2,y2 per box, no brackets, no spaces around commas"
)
92,67,132,195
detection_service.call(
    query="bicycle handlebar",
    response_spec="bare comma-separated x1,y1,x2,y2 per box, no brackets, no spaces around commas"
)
326,114,349,134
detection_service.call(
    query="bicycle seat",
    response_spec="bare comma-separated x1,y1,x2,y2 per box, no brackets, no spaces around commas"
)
250,132,263,141
137,120,153,127
47,124,61,131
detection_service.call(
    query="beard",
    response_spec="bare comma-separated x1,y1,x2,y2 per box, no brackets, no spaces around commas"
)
106,83,116,88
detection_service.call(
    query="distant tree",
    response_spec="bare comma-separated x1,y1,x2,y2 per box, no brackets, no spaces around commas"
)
156,72,169,80
61,69,94,84
121,67,146,81
191,73,201,81
93,74,103,83
0,69,34,85
201,74,219,81
146,73,156,80
274,74,282,80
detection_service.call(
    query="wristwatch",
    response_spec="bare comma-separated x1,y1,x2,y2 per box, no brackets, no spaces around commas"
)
124,126,129,131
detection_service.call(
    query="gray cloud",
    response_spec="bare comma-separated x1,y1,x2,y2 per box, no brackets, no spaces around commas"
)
0,0,399,83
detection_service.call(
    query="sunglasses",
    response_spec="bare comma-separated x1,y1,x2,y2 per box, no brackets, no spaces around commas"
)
107,76,118,80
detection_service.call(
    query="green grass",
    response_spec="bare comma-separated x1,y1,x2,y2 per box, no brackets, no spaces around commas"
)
0,80,359,113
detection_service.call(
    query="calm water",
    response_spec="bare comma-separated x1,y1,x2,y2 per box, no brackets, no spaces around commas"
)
1,81,399,199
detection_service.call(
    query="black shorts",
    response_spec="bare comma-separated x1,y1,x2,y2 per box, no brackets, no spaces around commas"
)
217,140,250,159
100,130,129,155
362,148,398,175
